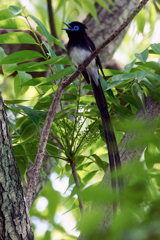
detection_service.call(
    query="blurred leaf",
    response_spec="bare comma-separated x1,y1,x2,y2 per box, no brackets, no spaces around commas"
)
112,73,135,81
107,80,124,90
0,18,29,30
18,105,40,131
20,122,38,142
135,49,149,64
9,62,48,72
81,171,98,185
39,66,76,86
14,73,29,99
54,109,75,120
96,0,113,12
124,59,136,73
82,0,99,22
91,154,106,171
13,145,28,181
0,32,37,44
121,94,138,109
150,43,160,55
0,8,12,21
141,78,160,101
136,69,151,83
131,82,146,114
6,106,18,134
0,50,44,65
8,5,25,18
51,35,66,50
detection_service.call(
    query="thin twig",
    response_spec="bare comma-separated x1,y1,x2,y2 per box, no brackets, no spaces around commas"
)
26,0,149,209
47,0,58,38
70,159,84,213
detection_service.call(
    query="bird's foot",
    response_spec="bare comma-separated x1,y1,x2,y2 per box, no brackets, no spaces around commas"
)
78,60,87,73
78,64,83,73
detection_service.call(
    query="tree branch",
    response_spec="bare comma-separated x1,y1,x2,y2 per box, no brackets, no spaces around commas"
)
26,0,150,210
47,0,58,39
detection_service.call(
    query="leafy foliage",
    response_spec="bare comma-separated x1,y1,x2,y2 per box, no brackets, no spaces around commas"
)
1,3,160,239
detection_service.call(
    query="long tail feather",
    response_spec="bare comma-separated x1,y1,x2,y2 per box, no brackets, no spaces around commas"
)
90,78,123,192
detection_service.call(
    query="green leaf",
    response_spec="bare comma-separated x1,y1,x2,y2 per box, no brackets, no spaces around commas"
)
91,154,106,171
2,62,16,80
61,93,77,102
82,171,98,185
124,59,136,73
51,35,66,50
112,73,135,81
0,9,12,21
64,104,77,110
9,62,48,72
0,50,44,65
82,84,92,90
136,69,151,83
150,43,160,55
131,83,146,114
39,66,76,86
20,122,38,142
82,1,99,22
13,145,28,182
141,77,160,101
113,105,133,118
4,100,29,104
22,77,45,86
96,0,113,12
14,73,29,99
30,55,72,68
121,94,138,109
8,5,25,18
0,18,29,30
0,32,36,44
135,49,149,64
18,105,40,131
106,80,124,90
29,14,52,46
53,55,73,65
80,95,95,103
6,107,18,134
46,140,59,156
0,47,6,61
54,109,75,120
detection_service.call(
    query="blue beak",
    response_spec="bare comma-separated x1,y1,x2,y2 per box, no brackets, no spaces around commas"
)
62,22,74,31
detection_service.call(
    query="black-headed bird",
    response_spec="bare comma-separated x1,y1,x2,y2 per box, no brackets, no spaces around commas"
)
62,21,123,195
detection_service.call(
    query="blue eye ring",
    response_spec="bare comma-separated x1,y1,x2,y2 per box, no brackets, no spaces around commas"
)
73,26,79,31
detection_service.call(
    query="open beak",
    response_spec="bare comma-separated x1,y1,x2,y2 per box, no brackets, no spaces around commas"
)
62,22,73,31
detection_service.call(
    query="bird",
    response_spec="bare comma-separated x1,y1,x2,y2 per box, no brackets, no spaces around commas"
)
62,21,123,200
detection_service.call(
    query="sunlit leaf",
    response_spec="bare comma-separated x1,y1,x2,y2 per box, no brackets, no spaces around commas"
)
0,50,44,65
135,49,149,64
0,18,29,30
0,32,36,44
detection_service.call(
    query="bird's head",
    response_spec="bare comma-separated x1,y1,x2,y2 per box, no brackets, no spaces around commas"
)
62,21,87,39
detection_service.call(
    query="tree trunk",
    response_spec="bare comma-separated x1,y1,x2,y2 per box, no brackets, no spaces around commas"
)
0,89,34,239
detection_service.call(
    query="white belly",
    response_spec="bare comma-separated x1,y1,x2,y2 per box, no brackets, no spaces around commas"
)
70,47,99,86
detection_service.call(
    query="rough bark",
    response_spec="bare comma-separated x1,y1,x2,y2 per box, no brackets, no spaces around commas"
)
0,89,34,239
84,0,140,66
23,155,57,201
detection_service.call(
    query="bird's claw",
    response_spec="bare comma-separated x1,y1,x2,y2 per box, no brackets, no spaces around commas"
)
78,64,82,73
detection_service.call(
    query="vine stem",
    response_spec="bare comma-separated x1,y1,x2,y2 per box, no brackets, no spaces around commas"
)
26,0,150,209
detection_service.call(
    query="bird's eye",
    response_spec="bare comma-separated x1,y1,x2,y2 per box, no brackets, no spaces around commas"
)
73,26,79,31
